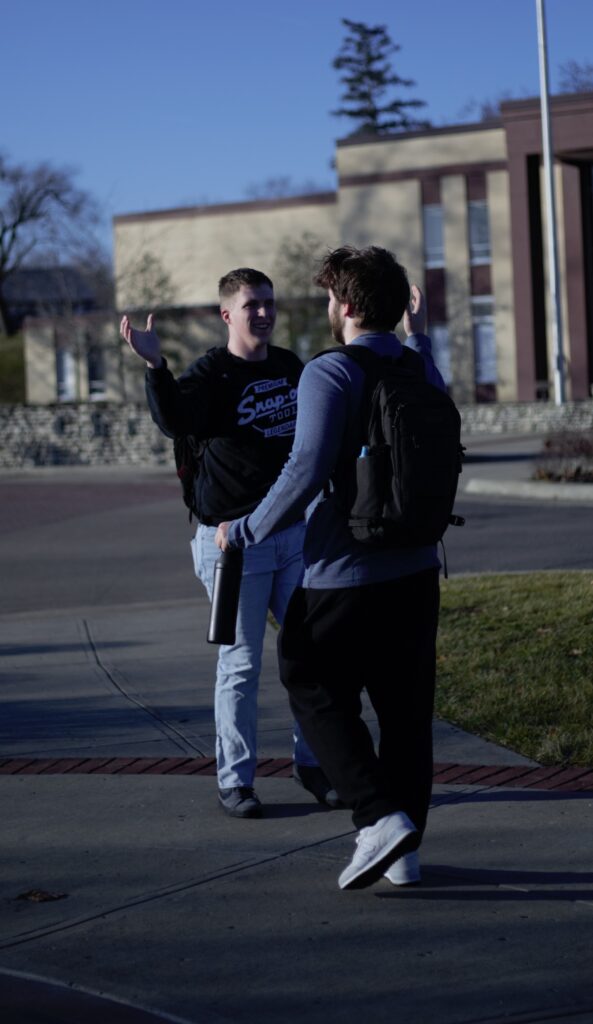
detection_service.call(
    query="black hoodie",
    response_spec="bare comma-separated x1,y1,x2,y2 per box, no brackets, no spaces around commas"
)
145,345,304,525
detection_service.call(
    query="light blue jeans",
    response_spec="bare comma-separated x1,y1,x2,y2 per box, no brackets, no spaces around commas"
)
192,522,317,788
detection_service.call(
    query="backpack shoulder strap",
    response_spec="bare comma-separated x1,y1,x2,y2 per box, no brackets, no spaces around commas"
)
312,342,425,379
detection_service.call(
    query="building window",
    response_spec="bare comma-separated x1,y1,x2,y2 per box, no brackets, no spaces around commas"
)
472,296,497,401
56,348,77,402
429,323,452,386
423,204,444,268
468,201,491,265
87,342,106,400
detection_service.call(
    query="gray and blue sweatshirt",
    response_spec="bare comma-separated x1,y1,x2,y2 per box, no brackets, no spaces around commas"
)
227,332,446,589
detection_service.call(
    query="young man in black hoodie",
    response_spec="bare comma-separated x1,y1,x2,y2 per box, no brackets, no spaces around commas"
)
121,268,335,818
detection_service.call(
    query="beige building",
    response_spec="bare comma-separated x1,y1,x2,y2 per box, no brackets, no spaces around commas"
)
24,312,150,405
26,91,593,405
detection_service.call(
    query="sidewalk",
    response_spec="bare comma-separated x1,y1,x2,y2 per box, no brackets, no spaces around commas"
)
1,446,593,1024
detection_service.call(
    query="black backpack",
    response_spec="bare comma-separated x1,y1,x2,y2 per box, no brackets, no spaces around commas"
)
317,344,464,549
173,434,206,521
172,347,229,521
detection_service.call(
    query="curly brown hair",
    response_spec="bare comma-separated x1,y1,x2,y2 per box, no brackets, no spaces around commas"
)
314,245,410,331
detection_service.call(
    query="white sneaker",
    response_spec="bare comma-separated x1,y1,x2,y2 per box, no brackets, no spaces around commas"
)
384,850,421,886
338,812,419,891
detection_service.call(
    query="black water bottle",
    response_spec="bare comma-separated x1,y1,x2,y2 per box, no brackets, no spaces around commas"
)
207,548,243,645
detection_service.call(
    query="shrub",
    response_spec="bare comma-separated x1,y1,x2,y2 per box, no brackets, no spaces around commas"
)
533,430,593,483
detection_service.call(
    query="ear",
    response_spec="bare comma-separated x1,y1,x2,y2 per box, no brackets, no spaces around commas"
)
343,301,357,320
220,306,231,326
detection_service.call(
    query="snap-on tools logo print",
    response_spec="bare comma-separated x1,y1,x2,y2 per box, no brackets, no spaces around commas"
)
237,377,298,437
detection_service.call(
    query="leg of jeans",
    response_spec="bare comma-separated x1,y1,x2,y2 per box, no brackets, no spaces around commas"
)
269,524,317,769
194,525,274,789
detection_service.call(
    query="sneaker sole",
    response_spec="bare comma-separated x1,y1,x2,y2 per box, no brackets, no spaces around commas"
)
384,872,421,887
339,829,420,891
384,852,421,886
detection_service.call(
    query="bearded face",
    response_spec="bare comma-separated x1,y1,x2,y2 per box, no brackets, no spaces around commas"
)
328,292,346,345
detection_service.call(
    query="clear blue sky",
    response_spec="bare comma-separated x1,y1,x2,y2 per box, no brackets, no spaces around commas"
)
2,0,593,253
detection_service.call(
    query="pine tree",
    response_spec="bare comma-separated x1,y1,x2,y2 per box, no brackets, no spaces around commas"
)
332,19,429,136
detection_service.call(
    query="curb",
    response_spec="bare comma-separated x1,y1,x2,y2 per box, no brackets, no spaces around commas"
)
463,478,593,502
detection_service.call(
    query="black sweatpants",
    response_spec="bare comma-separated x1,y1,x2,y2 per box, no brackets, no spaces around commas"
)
278,568,440,831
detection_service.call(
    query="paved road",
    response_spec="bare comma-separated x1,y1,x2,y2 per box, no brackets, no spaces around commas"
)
445,494,593,574
2,466,592,616
1,470,195,615
2,456,593,1024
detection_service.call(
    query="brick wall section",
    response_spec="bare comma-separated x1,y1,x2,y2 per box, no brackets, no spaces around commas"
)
1,401,593,469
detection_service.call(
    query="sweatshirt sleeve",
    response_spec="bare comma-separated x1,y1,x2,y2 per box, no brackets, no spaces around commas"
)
144,356,216,440
227,355,351,548
404,333,447,392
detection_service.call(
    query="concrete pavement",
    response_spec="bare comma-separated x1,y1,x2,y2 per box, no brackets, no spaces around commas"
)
1,436,593,1023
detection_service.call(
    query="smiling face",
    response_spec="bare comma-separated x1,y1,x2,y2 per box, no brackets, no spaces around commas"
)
221,283,276,360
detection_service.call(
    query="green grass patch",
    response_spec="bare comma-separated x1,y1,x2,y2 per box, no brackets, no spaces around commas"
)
437,571,593,765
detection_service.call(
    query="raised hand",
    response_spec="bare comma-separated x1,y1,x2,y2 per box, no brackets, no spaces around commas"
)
402,284,427,337
120,312,163,369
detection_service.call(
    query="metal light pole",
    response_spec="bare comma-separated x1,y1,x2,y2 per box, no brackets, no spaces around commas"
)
536,0,566,404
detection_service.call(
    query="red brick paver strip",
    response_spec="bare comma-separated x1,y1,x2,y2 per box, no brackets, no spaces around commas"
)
165,758,217,775
438,765,507,785
519,765,575,787
540,766,593,789
1,757,591,792
477,765,536,786
39,759,89,774
78,758,117,773
0,759,37,774
432,764,480,783
16,759,62,775
138,759,174,775
116,758,163,775
255,757,293,777
91,758,143,774
571,771,593,790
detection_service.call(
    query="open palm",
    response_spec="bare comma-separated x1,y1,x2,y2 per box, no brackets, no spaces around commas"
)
120,312,162,368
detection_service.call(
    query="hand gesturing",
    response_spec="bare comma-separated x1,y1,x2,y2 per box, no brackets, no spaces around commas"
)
120,312,163,369
402,285,427,337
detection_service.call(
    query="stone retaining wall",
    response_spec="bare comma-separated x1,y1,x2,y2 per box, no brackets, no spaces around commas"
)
0,403,170,469
459,400,593,435
1,400,593,469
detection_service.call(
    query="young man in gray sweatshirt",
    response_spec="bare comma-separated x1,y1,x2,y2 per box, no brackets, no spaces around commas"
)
216,245,446,890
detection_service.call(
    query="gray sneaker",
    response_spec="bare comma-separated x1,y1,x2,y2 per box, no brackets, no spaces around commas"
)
218,787,263,819
293,764,344,809
338,812,419,890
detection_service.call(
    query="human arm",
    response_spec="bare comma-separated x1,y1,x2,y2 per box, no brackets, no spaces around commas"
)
120,312,217,436
120,312,219,439
402,284,447,392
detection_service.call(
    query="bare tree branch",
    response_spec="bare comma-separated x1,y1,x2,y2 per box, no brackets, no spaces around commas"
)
0,152,104,330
